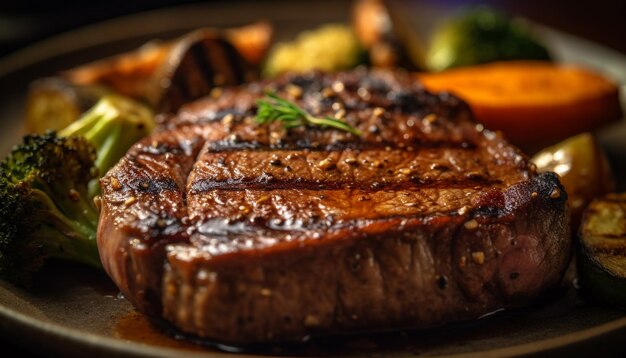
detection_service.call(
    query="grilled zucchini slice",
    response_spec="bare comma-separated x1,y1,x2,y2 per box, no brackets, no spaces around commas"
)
578,193,626,308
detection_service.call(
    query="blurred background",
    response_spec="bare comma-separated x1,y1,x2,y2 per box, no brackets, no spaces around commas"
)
0,0,624,57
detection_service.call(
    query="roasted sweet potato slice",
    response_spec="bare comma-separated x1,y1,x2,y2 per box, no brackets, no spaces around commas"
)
62,41,172,101
226,21,272,66
418,61,622,152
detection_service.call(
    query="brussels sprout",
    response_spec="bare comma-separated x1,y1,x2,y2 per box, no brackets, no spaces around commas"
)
264,24,365,77
426,7,550,71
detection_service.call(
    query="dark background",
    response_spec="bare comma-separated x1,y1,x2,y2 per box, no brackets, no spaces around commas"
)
0,0,624,357
0,0,625,57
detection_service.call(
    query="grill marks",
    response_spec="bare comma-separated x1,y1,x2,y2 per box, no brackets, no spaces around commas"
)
171,69,478,150
186,188,486,228
184,138,522,237
187,146,517,194
100,127,207,240
157,36,257,113
123,177,179,195
221,38,249,84
189,40,216,93
188,178,497,192
171,112,480,152
204,138,477,152
183,140,509,236
173,70,531,243
108,70,531,250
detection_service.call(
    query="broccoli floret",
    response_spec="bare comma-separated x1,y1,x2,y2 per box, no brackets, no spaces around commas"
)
426,7,551,71
0,95,154,285
0,133,101,284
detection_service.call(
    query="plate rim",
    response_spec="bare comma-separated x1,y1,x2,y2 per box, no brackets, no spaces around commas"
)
3,294,626,358
1,1,625,357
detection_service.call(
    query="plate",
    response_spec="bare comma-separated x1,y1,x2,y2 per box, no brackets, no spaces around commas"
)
1,1,626,357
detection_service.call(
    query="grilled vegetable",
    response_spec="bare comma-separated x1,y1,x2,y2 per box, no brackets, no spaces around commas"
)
63,23,266,113
58,95,154,196
425,7,550,71
263,23,364,77
351,0,425,69
63,40,171,102
532,133,614,230
0,95,153,285
145,28,258,112
225,21,273,66
578,193,626,308
0,132,101,284
25,78,110,133
418,61,623,153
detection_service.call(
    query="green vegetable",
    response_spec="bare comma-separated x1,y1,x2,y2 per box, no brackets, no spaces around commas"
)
263,23,364,77
426,7,551,71
25,77,110,133
0,95,154,285
59,95,155,197
578,193,626,308
256,92,362,136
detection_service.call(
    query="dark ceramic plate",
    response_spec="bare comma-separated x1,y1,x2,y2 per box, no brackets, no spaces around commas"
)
1,1,626,357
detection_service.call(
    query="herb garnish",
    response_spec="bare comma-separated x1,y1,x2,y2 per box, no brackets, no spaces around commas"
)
255,92,362,136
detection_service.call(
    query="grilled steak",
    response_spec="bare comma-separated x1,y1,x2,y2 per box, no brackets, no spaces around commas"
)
98,69,571,344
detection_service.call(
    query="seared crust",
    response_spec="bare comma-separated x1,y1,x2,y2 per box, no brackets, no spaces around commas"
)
98,69,570,344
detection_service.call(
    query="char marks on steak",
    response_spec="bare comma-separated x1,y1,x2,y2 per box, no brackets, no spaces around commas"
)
98,69,570,344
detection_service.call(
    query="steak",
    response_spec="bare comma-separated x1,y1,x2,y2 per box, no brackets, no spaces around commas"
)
98,69,571,345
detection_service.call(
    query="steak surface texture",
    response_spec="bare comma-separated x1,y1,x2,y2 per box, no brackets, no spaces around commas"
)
98,69,570,344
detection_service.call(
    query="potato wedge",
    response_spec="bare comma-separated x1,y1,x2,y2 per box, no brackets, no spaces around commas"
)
418,61,622,153
532,133,614,230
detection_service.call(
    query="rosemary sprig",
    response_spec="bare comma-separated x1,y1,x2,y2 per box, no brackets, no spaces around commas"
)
255,92,362,136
